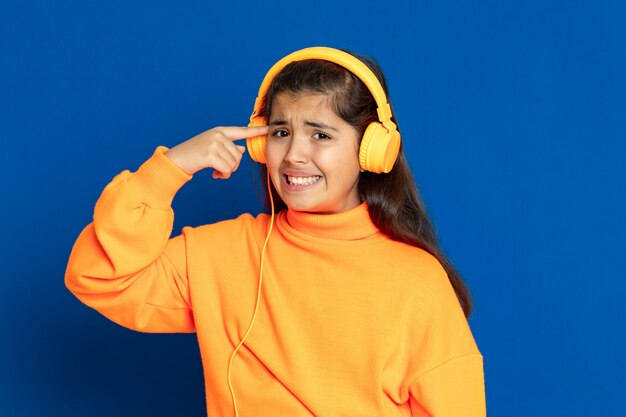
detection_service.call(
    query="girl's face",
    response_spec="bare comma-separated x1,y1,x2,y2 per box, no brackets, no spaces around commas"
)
266,92,362,214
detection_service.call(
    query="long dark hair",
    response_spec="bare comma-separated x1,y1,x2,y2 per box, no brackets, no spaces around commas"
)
255,52,474,318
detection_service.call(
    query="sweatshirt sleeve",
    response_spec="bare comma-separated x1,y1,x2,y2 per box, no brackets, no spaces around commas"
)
65,146,195,333
409,353,486,417
406,258,486,417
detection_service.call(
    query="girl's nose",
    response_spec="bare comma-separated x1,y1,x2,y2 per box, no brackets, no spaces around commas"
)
283,134,309,165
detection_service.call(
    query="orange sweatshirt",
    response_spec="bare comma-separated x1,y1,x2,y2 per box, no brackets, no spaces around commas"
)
65,146,485,417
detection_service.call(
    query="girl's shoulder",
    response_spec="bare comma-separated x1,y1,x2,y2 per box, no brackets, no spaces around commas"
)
181,212,272,244
376,238,453,294
379,237,447,274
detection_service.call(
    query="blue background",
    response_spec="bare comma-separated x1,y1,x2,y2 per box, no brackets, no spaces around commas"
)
1,0,624,416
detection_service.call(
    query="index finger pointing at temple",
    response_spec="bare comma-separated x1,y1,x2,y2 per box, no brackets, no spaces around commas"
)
217,125,269,141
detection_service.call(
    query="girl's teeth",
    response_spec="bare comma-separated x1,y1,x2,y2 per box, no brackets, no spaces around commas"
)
287,175,321,185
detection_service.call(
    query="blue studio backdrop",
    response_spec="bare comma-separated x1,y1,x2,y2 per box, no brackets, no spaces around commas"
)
1,1,624,416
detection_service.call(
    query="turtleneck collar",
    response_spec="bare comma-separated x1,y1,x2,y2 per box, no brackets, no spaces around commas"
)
278,203,382,241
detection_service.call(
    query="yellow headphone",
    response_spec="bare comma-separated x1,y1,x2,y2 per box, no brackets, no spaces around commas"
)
246,46,401,174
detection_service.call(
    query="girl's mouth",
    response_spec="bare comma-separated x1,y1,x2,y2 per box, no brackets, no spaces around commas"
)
285,175,322,186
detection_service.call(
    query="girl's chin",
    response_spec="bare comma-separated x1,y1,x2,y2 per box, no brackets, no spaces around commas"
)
282,199,322,213
282,198,361,214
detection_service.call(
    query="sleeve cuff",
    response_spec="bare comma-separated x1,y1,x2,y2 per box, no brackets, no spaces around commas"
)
128,146,193,209
410,353,485,417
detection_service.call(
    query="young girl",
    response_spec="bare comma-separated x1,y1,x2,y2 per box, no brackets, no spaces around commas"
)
66,47,485,417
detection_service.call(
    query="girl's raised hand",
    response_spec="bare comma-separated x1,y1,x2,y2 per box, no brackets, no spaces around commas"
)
164,125,269,178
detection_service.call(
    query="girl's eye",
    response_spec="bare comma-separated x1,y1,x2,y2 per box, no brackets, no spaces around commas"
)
271,129,289,138
313,132,331,140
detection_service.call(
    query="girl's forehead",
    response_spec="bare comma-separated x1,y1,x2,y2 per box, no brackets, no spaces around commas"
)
269,92,337,119
272,91,331,106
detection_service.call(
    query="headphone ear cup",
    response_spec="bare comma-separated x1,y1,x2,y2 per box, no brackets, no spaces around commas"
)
247,118,268,164
359,122,401,173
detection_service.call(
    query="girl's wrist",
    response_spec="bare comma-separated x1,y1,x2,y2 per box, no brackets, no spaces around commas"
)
164,148,195,175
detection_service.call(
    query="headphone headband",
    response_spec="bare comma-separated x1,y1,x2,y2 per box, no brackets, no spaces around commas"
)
251,47,393,125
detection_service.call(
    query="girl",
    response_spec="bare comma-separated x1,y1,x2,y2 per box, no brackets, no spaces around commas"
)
66,47,485,417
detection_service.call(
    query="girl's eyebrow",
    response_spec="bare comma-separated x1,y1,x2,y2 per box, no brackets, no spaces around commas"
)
305,120,338,132
268,119,288,126
268,119,338,132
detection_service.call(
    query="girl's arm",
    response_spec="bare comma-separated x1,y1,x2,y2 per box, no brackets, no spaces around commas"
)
406,264,486,416
409,353,486,417
64,125,268,333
